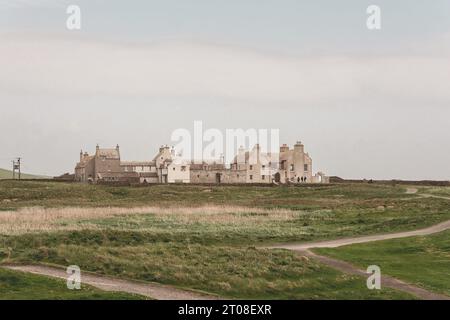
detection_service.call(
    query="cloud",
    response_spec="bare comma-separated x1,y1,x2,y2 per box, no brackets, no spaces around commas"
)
0,0,67,8
0,32,449,105
1,32,450,179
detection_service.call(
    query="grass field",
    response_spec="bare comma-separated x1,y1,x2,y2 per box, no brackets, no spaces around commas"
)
0,267,143,300
0,168,48,180
315,230,450,296
419,186,450,198
0,180,449,299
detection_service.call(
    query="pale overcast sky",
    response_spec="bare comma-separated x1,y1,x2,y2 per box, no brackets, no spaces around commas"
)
0,0,449,179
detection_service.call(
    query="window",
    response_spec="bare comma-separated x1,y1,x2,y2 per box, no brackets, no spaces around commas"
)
262,165,265,169
173,167,176,171
250,175,253,180
181,166,186,171
290,164,294,171
262,175,265,180
250,165,253,170
304,164,308,171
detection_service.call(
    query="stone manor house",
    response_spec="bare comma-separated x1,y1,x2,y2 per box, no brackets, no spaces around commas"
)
74,142,328,184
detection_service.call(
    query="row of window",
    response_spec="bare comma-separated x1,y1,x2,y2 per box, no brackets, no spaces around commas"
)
124,166,154,172
122,164,309,172
193,174,267,180
249,175,267,180
289,164,309,171
279,162,309,172
248,164,309,171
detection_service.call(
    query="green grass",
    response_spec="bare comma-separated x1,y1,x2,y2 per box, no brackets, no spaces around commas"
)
1,233,413,300
1,181,449,299
0,267,144,300
0,180,413,209
0,168,48,180
77,196,450,245
419,186,450,198
315,230,450,296
2,181,449,243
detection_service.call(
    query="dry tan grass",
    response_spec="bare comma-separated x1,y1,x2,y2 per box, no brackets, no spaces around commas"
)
0,206,313,235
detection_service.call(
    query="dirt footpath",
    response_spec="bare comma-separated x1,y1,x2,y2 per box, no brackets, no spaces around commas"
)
3,265,221,300
272,219,450,250
270,187,450,300
299,250,450,300
272,217,450,300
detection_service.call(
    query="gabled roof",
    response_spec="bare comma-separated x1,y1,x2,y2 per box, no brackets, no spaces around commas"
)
75,155,94,169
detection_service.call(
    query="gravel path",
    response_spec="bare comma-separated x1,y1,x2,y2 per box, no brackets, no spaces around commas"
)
299,250,450,300
3,265,221,300
272,219,450,250
270,187,450,300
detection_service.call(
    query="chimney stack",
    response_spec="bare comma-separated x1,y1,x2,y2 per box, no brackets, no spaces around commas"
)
294,141,304,153
280,144,289,153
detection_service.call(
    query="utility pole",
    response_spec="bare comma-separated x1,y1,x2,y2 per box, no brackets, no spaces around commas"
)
12,157,21,180
17,157,21,180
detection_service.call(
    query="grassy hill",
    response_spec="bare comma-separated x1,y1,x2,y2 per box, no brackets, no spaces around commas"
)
0,168,48,180
2,181,448,299
2,181,437,299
